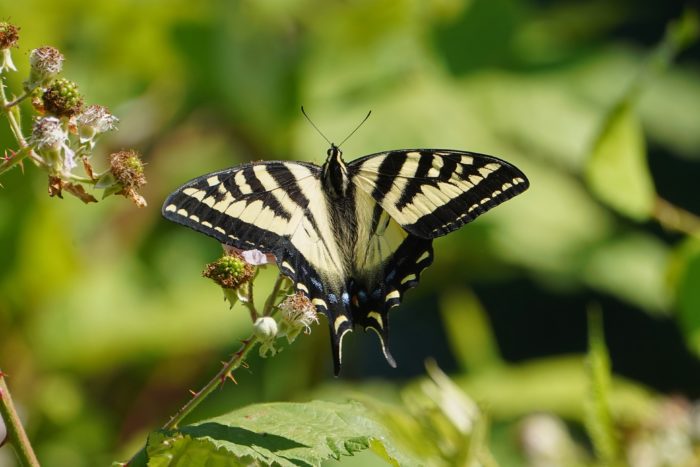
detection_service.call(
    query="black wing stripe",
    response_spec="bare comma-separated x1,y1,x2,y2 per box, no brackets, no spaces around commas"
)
371,152,407,204
396,151,433,210
267,163,311,209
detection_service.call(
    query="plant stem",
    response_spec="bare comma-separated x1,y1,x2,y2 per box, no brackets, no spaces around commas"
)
653,196,700,239
262,273,287,316
242,279,258,322
0,79,44,175
0,371,40,467
4,89,32,109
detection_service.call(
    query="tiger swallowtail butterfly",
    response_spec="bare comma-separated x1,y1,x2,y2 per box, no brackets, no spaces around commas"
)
163,140,528,375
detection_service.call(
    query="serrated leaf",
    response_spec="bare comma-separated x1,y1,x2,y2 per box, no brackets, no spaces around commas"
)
585,102,655,220
145,400,412,467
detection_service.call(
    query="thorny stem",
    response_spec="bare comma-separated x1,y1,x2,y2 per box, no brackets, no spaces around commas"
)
122,272,290,465
653,196,700,239
164,337,258,430
124,336,260,465
0,371,41,467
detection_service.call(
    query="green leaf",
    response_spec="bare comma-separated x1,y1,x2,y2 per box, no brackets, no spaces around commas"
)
583,307,622,465
672,240,700,353
585,102,655,220
145,401,410,466
440,290,502,372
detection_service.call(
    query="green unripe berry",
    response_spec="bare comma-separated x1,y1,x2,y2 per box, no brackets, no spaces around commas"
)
43,78,83,117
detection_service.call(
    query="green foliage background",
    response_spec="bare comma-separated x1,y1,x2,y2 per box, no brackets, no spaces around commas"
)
1,0,700,465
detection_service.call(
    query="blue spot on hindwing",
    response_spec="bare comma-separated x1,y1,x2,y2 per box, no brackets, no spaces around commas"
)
310,276,323,291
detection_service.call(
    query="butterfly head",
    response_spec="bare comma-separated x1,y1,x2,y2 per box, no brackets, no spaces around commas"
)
321,144,350,198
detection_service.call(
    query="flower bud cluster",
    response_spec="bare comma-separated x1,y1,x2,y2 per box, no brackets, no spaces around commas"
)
0,22,147,207
255,291,319,358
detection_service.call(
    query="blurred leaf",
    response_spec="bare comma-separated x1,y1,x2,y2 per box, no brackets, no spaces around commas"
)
582,233,670,314
489,163,612,280
456,356,654,423
584,9,699,220
440,289,501,372
584,307,622,465
585,102,655,221
640,65,700,159
143,401,412,466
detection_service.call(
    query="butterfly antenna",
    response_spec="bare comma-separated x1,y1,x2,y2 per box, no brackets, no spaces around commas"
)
301,106,332,146
338,110,372,147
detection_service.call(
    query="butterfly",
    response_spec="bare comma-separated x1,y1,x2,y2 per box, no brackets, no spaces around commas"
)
162,141,528,375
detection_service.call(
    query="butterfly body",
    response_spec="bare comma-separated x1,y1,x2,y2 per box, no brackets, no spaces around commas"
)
163,146,528,374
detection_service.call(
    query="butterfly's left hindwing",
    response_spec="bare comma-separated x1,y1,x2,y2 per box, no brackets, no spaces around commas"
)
349,231,434,367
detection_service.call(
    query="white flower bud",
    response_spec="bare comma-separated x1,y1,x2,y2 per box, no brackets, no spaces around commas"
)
253,317,278,341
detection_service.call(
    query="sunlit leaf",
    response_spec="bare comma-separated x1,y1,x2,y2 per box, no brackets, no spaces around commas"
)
585,102,655,220
144,401,413,466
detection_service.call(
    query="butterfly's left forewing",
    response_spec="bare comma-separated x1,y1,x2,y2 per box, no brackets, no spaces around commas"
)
351,149,529,239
